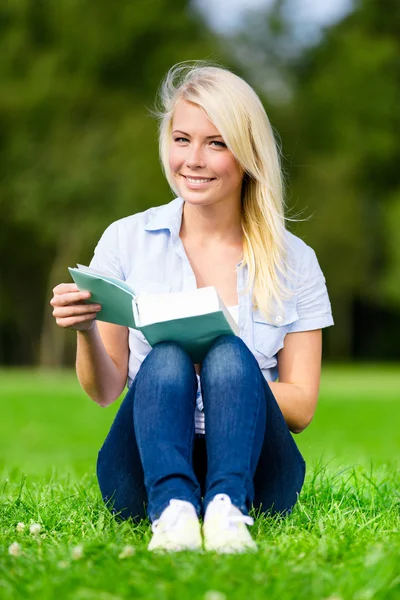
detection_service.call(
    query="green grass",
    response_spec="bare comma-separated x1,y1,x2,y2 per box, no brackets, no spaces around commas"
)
0,365,399,600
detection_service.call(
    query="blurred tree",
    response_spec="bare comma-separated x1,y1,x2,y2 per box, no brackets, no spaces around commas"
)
1,0,399,365
291,0,400,357
232,0,400,357
0,0,225,366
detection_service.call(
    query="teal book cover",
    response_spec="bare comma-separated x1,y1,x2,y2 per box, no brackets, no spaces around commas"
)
68,268,137,328
68,266,238,362
141,312,236,364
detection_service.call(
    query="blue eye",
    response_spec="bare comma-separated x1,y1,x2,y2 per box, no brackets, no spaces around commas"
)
211,141,226,148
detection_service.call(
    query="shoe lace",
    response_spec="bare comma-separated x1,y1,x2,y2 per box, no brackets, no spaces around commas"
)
210,495,254,531
151,500,188,534
221,513,254,531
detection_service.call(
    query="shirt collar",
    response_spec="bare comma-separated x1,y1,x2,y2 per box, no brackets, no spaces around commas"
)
144,197,184,239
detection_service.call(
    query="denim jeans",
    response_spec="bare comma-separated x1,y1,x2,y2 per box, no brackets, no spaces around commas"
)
96,335,306,522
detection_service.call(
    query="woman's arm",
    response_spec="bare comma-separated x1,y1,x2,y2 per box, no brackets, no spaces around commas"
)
76,321,129,407
268,329,322,434
51,283,129,407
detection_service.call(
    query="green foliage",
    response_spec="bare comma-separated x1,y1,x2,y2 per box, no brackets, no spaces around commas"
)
0,0,224,365
232,0,400,357
1,0,399,364
290,0,400,305
0,0,218,232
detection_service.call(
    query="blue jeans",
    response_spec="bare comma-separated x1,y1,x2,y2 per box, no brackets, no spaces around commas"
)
97,335,306,522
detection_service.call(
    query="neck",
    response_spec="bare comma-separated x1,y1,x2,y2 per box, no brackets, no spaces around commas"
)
180,199,243,247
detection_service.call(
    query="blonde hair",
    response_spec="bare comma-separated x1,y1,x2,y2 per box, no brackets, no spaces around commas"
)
156,61,295,322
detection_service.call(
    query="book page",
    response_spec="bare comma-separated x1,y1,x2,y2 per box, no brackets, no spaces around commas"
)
137,286,220,326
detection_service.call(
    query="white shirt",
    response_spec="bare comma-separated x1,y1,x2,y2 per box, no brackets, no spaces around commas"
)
90,197,334,433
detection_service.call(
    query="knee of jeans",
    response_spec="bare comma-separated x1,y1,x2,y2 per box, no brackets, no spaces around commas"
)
202,335,251,379
148,341,188,361
208,334,246,355
143,341,194,384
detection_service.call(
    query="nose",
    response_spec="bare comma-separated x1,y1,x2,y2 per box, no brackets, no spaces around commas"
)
185,144,206,170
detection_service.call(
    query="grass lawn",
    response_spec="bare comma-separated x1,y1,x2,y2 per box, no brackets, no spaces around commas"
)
0,364,399,600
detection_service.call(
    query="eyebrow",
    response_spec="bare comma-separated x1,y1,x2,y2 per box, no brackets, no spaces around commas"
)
172,130,224,140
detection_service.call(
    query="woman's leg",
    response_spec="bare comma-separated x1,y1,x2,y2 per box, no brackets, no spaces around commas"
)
253,377,306,516
96,379,147,522
201,335,266,514
133,341,200,521
97,341,201,523
201,334,305,516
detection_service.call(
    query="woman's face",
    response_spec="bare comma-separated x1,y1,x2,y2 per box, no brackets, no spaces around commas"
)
169,100,244,209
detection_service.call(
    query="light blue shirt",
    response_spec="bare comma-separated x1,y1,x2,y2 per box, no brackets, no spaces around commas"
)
90,197,334,390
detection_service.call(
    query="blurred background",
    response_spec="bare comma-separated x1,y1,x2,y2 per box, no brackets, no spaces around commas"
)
1,0,399,369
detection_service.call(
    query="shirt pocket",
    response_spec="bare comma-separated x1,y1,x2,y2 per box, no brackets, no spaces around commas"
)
252,304,299,369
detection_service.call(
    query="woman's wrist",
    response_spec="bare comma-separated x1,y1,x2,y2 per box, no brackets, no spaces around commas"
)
76,320,98,337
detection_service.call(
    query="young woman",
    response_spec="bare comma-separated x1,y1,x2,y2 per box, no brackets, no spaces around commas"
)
50,63,334,554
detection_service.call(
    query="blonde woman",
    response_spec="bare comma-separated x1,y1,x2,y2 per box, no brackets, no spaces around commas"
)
50,63,333,554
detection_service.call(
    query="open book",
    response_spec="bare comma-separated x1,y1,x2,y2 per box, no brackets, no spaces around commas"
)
68,264,239,363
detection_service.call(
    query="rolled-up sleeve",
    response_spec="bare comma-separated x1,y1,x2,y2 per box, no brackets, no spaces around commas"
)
288,245,334,333
89,222,125,280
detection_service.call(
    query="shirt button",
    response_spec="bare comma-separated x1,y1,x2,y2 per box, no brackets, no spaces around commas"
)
275,315,283,323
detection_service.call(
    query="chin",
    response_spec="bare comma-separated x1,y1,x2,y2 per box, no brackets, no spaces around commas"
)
181,193,216,206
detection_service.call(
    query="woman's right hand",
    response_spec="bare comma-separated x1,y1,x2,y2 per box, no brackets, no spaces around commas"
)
50,283,102,331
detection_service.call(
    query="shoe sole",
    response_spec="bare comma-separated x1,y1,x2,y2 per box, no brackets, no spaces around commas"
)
204,542,258,554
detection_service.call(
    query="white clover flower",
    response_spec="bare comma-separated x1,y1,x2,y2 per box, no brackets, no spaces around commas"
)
118,545,135,559
8,542,22,557
29,523,41,536
71,545,84,560
16,522,25,533
204,592,227,600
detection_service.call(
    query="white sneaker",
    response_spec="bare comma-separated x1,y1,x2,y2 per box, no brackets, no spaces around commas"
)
148,499,202,552
203,493,258,554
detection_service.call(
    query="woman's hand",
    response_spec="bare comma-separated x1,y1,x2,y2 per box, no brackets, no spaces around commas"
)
50,283,102,331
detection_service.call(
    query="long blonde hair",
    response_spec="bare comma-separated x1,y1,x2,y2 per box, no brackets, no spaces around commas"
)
156,61,295,322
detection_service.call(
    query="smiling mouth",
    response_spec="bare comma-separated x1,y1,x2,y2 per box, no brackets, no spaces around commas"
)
182,175,216,183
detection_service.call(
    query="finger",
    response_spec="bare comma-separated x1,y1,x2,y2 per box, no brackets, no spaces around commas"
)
53,304,101,318
55,313,98,329
50,290,92,307
52,283,81,295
